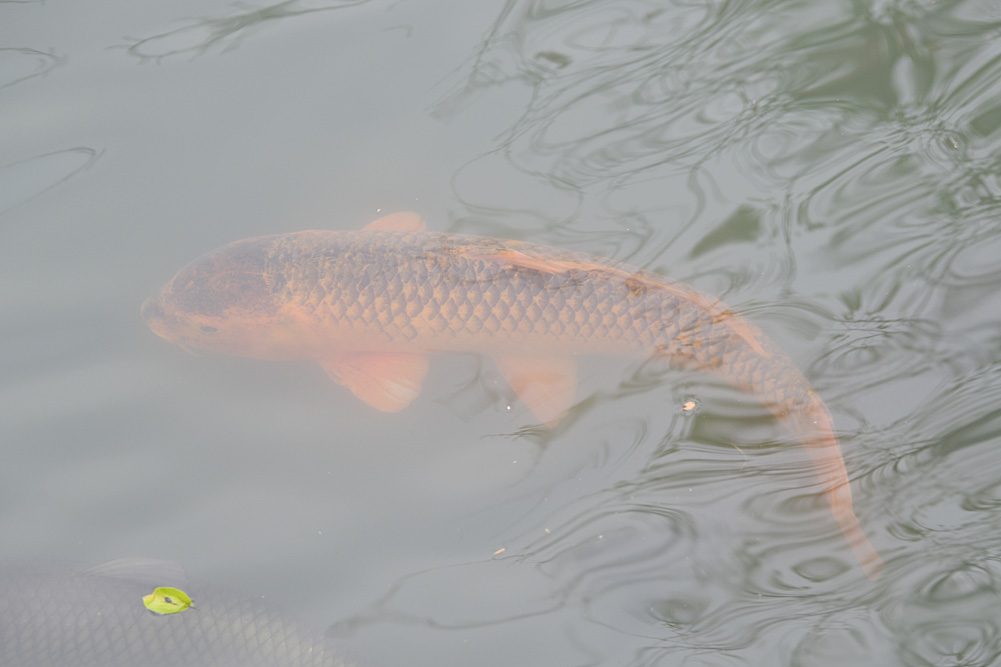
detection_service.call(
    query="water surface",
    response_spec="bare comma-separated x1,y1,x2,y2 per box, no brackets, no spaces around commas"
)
3,1,1001,665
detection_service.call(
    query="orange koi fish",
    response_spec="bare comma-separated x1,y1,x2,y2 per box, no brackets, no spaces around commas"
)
142,212,882,577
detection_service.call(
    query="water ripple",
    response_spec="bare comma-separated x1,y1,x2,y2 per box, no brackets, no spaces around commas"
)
420,1,1001,662
0,47,65,91
0,148,103,218
120,0,373,60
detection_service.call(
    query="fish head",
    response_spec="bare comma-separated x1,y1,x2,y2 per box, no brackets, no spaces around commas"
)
142,237,295,359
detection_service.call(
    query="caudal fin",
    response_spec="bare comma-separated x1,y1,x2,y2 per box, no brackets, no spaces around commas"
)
830,484,884,579
787,405,883,579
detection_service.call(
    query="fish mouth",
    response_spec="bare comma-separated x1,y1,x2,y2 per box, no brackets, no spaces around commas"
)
141,291,180,343
140,292,163,326
140,291,170,335
141,290,200,356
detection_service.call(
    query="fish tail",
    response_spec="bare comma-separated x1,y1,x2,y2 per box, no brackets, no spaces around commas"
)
783,403,884,579
658,301,883,576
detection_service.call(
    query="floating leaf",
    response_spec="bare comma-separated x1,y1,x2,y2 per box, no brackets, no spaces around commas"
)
142,587,193,615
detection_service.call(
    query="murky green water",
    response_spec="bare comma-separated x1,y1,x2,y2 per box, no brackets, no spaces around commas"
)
4,0,1001,665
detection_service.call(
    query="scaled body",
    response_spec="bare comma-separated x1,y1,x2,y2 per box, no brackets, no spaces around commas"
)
0,558,368,667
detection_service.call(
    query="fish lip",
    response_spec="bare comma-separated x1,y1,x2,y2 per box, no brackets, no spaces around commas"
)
141,290,181,345
140,291,164,326
141,290,200,356
175,341,200,357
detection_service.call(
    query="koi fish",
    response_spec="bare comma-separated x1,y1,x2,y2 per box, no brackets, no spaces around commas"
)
0,558,370,666
142,212,883,577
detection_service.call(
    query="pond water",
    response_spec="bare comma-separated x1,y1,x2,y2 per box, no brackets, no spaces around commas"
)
4,0,1001,665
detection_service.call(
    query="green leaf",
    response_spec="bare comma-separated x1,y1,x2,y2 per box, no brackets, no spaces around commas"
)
142,586,193,615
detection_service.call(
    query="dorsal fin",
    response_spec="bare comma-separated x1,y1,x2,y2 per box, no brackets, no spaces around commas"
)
363,211,426,232
462,247,602,275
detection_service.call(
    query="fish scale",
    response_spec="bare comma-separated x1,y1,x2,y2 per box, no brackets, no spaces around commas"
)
268,231,804,411
276,232,691,352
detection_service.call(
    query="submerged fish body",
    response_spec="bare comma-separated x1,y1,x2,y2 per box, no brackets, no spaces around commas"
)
0,558,367,667
143,212,883,576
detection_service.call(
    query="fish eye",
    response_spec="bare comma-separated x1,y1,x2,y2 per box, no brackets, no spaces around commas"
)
200,325,219,334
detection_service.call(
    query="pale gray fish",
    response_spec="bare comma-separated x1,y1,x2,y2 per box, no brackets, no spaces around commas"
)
0,558,373,667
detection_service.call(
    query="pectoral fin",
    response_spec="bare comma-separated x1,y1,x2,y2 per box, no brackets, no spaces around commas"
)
492,354,577,427
319,352,430,412
363,211,426,232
